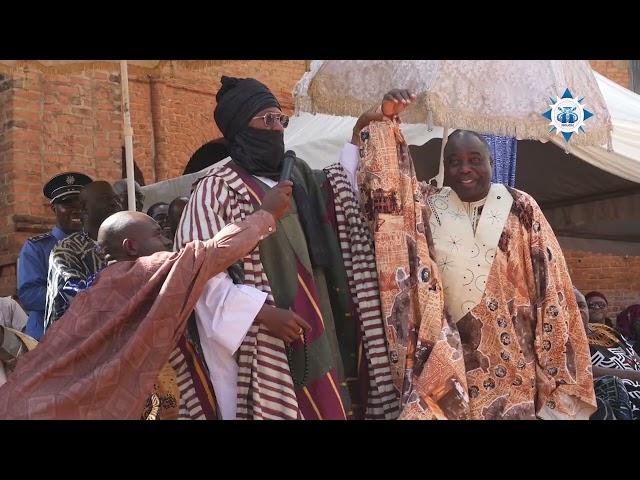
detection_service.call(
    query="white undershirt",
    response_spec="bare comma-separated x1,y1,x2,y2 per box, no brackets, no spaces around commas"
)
254,176,277,188
194,272,267,420
339,143,361,193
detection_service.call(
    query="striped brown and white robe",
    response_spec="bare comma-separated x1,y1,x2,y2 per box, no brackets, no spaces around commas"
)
176,159,398,420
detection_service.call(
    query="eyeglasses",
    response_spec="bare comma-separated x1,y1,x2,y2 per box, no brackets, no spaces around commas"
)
588,302,607,310
252,112,289,129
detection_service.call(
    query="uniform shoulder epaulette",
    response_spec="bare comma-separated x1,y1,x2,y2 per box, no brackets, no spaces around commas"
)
28,232,53,243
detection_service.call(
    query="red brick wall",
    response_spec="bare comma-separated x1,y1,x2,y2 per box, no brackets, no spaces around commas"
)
7,71,128,274
0,73,16,295
565,249,640,318
0,60,307,296
590,60,631,89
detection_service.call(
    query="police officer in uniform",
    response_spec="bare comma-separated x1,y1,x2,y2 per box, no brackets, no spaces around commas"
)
17,172,92,340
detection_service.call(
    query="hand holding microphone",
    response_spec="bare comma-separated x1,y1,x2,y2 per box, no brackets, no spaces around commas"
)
261,150,296,220
279,150,296,183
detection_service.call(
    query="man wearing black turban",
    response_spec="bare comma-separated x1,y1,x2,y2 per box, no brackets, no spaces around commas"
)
175,76,399,420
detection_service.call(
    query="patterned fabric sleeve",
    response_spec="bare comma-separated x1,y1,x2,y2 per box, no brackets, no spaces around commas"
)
61,273,97,302
45,247,92,329
523,193,597,420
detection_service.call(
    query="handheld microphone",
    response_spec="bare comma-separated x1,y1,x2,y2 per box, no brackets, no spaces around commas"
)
279,150,296,183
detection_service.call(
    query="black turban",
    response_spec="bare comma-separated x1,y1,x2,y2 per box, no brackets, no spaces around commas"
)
213,76,281,140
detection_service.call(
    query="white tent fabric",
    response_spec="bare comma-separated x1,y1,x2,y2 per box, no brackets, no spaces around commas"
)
552,72,640,183
284,114,446,168
141,166,221,212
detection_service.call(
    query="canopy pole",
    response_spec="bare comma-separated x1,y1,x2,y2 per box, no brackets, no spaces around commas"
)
120,60,136,212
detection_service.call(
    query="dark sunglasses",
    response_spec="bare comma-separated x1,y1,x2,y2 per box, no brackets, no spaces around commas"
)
252,112,289,129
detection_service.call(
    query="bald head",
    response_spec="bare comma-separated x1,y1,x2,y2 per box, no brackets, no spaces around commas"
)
445,130,491,158
113,179,145,212
98,211,173,263
79,181,122,240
